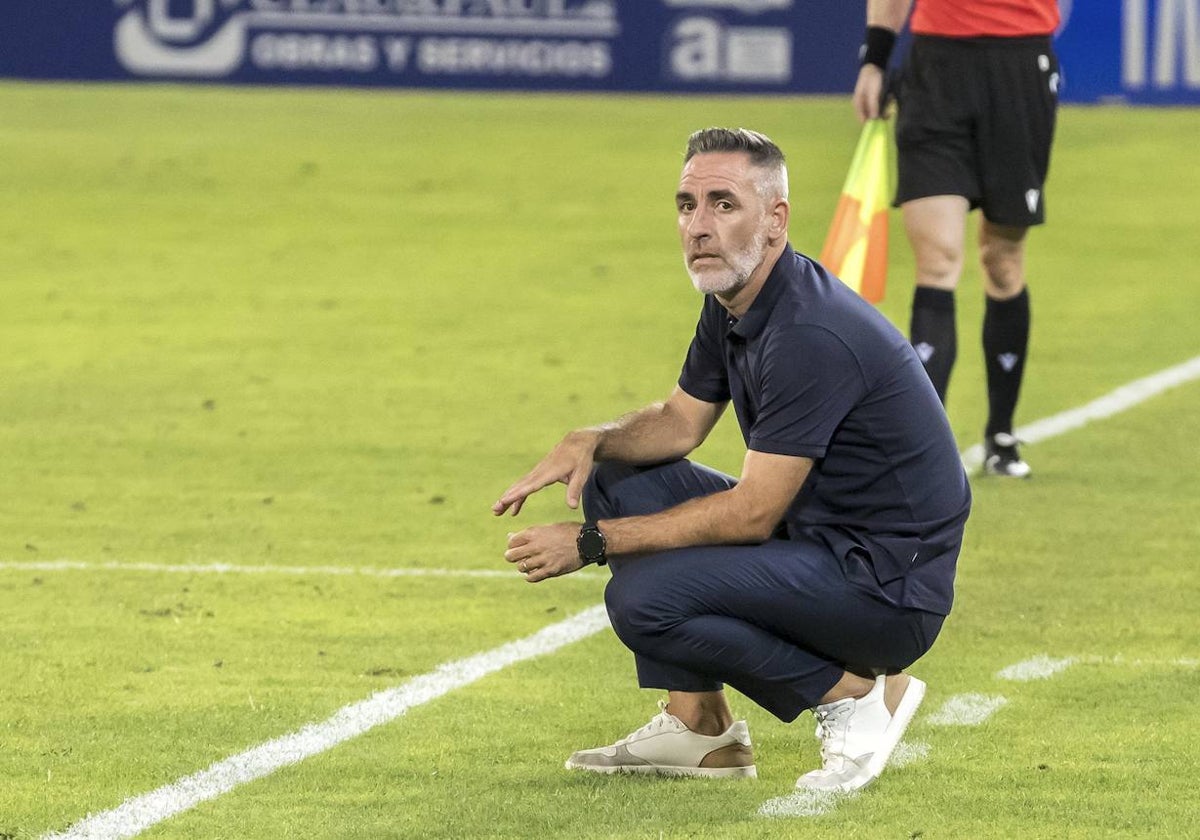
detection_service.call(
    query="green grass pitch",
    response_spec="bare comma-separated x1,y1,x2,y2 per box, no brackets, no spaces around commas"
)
1,81,1198,838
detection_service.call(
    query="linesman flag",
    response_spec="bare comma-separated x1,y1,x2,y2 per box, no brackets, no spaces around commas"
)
819,118,891,303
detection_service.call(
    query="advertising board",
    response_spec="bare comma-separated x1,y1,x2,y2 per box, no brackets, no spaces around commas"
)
2,1,1198,104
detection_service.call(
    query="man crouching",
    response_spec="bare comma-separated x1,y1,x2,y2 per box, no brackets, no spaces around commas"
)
493,127,970,792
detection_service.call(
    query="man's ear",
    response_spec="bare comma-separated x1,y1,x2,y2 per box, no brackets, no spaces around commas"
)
768,198,790,241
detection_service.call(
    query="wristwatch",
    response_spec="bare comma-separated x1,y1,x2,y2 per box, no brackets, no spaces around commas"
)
576,521,608,566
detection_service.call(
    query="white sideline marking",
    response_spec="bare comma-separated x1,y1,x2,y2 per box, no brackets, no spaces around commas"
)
758,789,847,819
961,353,1200,474
1096,655,1200,669
890,740,931,768
0,559,604,581
1007,655,1199,672
40,605,611,840
997,655,1078,681
925,694,1009,727
756,740,930,819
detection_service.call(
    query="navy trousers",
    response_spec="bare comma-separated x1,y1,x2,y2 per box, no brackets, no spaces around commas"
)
583,460,945,723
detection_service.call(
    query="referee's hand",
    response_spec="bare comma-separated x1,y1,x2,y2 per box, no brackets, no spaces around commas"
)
853,64,887,122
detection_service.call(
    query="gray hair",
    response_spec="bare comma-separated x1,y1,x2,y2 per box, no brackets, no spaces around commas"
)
684,127,789,200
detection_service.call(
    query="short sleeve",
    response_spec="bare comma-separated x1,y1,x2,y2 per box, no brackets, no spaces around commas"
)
678,301,731,404
747,325,867,457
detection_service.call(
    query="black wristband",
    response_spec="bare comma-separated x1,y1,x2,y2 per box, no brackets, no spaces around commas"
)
860,26,896,70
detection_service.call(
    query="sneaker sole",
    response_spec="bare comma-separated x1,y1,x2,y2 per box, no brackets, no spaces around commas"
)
984,456,1032,478
564,760,757,779
984,465,1032,478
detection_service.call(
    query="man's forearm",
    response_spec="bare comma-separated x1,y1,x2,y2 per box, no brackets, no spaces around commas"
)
493,389,720,517
588,399,711,465
599,484,779,557
597,450,814,557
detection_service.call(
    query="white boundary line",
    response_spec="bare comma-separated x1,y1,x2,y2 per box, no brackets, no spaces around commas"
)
924,693,1009,726
996,655,1078,681
998,654,1199,678
961,353,1200,474
757,740,933,819
0,559,605,581
40,605,612,840
758,789,848,819
9,355,1197,584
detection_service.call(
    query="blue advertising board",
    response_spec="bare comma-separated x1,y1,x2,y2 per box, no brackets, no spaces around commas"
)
1055,0,1200,104
2,1,858,94
2,1,1198,104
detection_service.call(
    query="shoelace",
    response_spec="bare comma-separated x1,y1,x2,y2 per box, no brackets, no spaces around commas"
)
813,701,853,764
615,700,677,746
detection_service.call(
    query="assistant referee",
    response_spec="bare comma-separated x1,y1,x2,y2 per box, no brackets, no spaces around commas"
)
853,0,1061,478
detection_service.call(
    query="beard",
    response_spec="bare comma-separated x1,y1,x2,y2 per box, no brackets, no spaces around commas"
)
685,225,769,296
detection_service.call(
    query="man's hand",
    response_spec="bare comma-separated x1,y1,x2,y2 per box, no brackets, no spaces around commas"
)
853,64,887,122
492,430,600,516
504,523,585,583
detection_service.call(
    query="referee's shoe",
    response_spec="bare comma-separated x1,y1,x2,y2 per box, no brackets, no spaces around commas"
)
984,432,1032,478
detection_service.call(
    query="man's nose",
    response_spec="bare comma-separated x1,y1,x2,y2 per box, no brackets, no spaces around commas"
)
686,205,713,239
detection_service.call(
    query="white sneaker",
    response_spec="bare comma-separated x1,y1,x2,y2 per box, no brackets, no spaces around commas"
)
564,700,757,778
795,675,926,793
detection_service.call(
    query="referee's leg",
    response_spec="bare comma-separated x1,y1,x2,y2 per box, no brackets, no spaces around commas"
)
903,195,970,403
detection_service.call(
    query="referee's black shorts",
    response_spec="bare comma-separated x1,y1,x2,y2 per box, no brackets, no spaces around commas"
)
895,34,1059,227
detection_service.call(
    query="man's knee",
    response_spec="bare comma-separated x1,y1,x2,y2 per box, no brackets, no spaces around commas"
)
581,462,641,521
902,196,968,289
604,568,675,647
910,237,965,290
979,222,1027,297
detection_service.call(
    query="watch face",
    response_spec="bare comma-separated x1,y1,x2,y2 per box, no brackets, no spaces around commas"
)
580,529,604,559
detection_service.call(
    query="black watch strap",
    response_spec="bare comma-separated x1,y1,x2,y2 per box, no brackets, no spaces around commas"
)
577,520,608,566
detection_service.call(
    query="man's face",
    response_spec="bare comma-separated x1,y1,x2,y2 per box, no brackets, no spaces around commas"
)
676,152,774,296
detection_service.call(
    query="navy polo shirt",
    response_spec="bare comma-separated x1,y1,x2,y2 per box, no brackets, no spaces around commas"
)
678,244,971,615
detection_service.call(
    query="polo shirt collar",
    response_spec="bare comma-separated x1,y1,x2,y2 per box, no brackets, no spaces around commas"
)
728,243,795,341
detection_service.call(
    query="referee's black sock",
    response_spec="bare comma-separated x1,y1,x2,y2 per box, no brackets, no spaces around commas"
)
983,288,1030,438
909,287,957,404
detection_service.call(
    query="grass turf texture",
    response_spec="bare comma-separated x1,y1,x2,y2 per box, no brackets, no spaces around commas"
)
1,82,1197,838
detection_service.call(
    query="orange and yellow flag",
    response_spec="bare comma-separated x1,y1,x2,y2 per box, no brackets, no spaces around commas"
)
819,118,891,303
